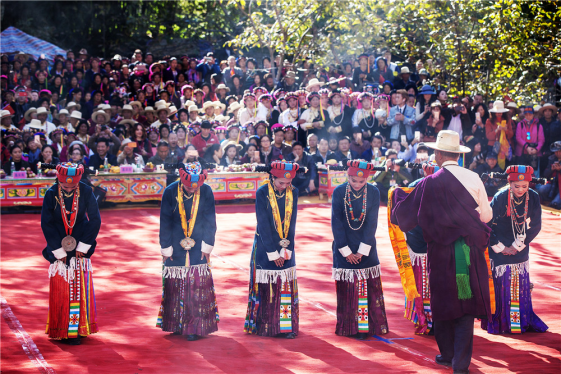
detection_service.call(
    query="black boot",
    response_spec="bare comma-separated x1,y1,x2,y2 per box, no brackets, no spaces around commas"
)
285,332,296,339
435,355,452,367
61,337,81,345
187,334,199,341
357,333,368,340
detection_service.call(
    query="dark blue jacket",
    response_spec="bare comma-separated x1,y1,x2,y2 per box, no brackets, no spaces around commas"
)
331,182,380,270
41,182,101,263
252,183,299,271
160,181,217,267
488,188,541,266
196,62,221,84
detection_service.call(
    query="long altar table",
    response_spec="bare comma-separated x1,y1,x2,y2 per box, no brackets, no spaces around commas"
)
90,171,168,203
0,171,168,207
318,167,376,202
205,172,268,200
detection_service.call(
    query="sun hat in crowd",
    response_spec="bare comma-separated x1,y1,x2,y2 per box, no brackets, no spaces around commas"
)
24,107,36,121
66,101,81,111
1,110,14,120
425,130,471,153
489,100,509,113
538,103,557,116
36,107,51,116
399,67,411,76
91,109,110,123
418,85,436,96
55,109,69,120
120,104,134,113
227,102,242,113
70,111,83,120
305,78,321,91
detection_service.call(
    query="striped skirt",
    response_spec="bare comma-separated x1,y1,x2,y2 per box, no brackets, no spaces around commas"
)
481,261,548,334
158,264,219,337
335,272,388,337
46,258,98,339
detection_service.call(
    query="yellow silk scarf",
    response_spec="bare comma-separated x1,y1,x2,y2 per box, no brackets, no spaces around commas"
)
497,120,510,170
387,186,420,300
267,180,293,241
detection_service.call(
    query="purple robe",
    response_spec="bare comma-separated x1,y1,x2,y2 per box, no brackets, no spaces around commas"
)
390,168,492,321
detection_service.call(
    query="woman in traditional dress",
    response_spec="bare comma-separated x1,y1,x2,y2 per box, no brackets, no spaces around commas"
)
331,160,388,340
482,165,548,334
245,161,300,339
158,161,219,341
40,162,101,345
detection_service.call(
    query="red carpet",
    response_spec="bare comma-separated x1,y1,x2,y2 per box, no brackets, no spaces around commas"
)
1,204,560,373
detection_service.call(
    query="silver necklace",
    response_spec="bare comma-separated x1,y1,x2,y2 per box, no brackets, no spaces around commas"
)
362,109,375,129
332,104,345,126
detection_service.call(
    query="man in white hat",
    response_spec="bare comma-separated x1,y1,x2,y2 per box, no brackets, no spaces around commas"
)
393,66,415,90
25,107,56,135
143,106,156,125
304,78,321,93
69,111,83,131
201,101,216,121
56,109,74,132
151,100,172,129
227,102,242,122
390,130,493,374
1,110,17,130
24,107,37,123
120,104,135,121
66,101,81,116
278,70,298,92
188,105,201,124
91,110,110,126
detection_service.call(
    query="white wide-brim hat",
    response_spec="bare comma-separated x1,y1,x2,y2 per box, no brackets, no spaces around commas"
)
305,78,321,91
425,130,471,153
489,100,509,113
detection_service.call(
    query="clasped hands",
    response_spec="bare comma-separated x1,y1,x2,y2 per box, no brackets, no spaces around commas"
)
346,253,363,264
59,251,85,264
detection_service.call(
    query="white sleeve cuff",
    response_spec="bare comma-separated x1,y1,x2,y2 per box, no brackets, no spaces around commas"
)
338,246,352,257
357,242,372,257
161,246,173,257
513,239,526,252
52,247,67,259
267,251,281,261
76,241,91,254
279,248,292,260
491,242,505,253
201,241,214,254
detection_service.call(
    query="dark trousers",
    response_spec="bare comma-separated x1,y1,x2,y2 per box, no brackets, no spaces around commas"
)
434,314,474,371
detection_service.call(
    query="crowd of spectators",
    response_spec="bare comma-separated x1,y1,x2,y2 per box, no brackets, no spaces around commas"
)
1,48,560,207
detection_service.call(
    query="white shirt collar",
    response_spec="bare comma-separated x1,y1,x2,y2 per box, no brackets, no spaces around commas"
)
442,160,459,167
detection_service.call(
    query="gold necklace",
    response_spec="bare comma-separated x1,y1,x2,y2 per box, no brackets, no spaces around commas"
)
62,189,75,199
272,183,285,199
183,191,194,200
351,191,363,199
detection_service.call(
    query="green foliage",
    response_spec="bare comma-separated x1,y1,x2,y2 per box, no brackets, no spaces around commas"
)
229,0,559,101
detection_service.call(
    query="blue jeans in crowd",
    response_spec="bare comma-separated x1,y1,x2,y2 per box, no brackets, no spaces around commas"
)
537,184,560,207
